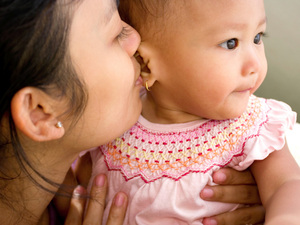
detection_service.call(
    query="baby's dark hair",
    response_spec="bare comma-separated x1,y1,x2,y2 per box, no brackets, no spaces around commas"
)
0,0,87,212
119,0,170,32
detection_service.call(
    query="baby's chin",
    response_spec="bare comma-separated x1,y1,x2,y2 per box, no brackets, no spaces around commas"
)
212,105,249,121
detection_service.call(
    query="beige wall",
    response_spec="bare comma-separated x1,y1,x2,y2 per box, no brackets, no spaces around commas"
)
256,0,300,121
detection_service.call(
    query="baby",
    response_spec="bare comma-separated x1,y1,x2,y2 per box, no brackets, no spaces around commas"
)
85,0,300,224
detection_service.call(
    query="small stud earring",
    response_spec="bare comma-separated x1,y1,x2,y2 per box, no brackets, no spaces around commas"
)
55,121,63,128
145,81,150,91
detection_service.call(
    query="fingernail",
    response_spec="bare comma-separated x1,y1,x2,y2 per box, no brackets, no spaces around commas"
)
201,187,214,199
213,172,227,183
203,218,218,225
73,185,85,198
114,193,125,207
95,174,105,187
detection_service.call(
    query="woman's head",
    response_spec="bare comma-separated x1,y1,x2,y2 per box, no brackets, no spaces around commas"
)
67,0,142,148
0,0,142,193
0,0,86,143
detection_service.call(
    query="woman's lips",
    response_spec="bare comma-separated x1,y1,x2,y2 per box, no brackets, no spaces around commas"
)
135,75,143,86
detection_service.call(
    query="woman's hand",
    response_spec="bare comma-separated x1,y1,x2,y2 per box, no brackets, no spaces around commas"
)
64,174,128,225
200,168,265,225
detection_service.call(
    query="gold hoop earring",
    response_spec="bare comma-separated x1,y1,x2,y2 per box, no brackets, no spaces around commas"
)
145,81,150,91
55,121,63,128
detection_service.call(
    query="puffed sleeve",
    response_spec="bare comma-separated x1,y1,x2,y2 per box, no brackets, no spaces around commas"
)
230,98,296,170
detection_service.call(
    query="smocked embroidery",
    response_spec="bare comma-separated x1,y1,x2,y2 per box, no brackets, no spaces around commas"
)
101,96,269,183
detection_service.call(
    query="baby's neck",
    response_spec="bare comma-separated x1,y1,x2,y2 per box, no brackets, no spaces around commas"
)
141,93,203,124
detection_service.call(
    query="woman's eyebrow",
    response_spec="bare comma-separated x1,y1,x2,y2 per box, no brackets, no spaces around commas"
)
103,0,118,24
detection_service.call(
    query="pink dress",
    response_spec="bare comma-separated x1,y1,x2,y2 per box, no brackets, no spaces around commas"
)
88,95,296,225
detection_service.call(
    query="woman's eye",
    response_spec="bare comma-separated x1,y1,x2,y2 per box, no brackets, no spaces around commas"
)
117,26,131,40
254,32,264,44
219,38,239,50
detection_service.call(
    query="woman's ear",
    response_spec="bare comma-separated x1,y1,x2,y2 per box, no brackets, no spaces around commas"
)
11,87,65,142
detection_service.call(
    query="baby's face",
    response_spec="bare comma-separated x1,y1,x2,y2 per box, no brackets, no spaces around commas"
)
141,0,267,121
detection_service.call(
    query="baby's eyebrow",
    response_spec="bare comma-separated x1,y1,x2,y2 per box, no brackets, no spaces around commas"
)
225,16,267,30
259,16,268,26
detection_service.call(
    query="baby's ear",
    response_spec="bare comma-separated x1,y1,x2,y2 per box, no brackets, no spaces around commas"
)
135,50,150,77
11,87,65,142
137,42,157,88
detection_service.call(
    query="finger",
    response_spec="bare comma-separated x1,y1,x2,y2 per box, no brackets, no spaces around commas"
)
106,192,128,225
202,205,265,225
83,174,107,225
212,168,256,185
64,186,87,225
200,185,261,204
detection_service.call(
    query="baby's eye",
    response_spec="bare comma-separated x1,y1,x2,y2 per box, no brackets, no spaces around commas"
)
254,32,264,44
219,38,239,50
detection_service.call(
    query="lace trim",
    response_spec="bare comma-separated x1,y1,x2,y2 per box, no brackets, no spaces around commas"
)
101,96,268,183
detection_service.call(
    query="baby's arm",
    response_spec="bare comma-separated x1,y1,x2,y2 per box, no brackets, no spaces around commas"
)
251,141,300,224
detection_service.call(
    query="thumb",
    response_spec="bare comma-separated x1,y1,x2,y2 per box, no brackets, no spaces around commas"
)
64,185,87,225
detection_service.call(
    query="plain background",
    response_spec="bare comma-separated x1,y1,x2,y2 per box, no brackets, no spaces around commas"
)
256,0,300,122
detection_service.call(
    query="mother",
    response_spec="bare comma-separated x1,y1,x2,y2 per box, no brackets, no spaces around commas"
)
0,0,142,223
0,0,264,224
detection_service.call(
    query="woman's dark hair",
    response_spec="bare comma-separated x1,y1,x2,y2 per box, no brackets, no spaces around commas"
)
0,0,87,195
